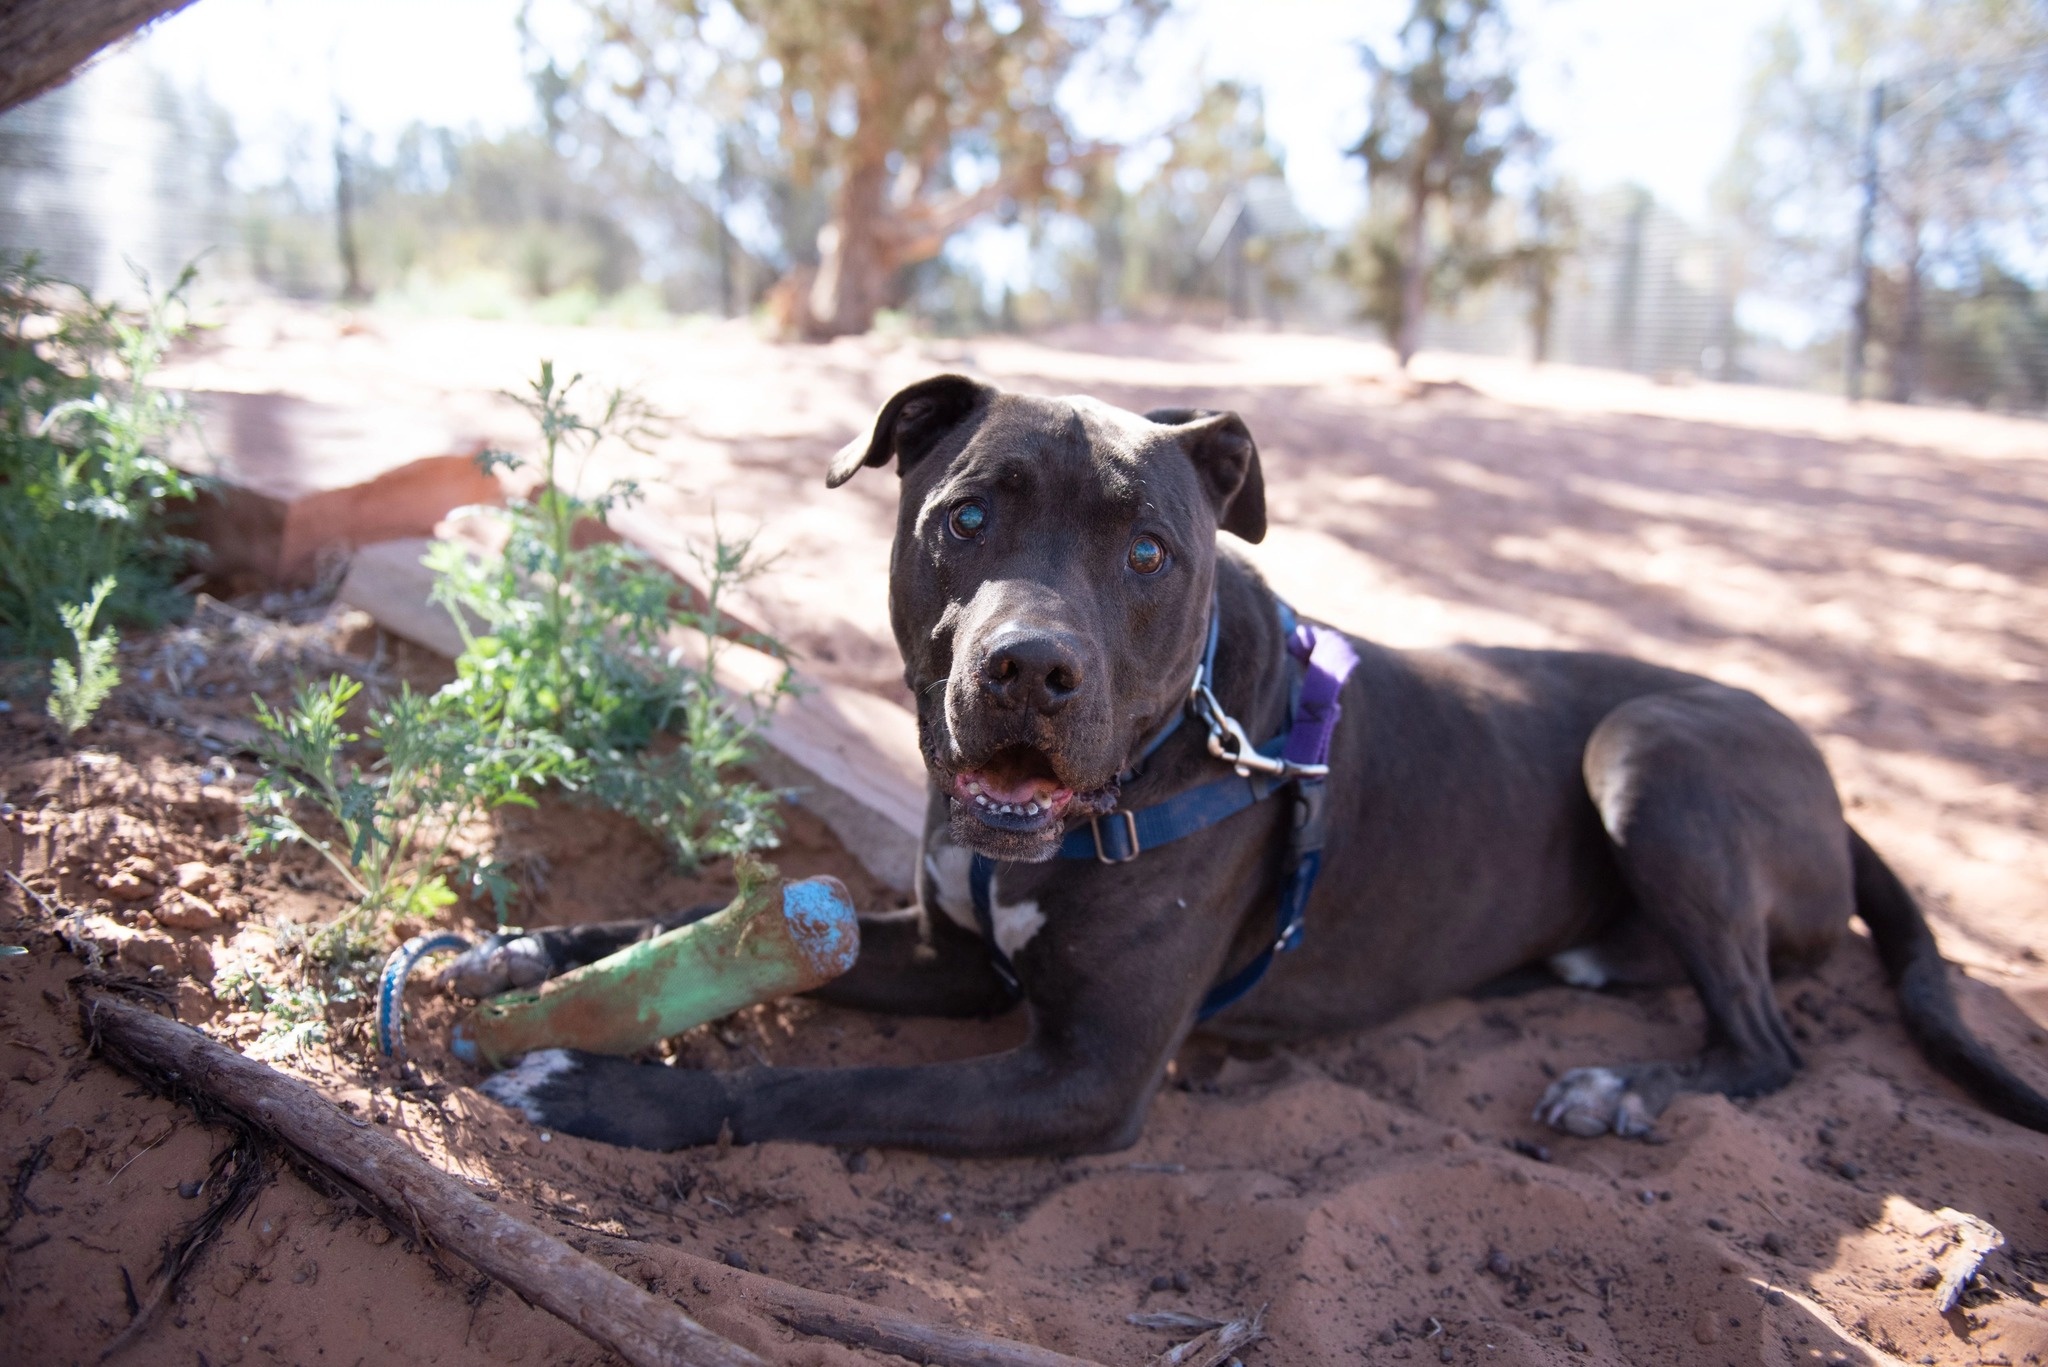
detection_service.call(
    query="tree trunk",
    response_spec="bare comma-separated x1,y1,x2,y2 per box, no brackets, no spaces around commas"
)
1889,225,1923,404
1612,190,1650,372
716,133,740,318
1529,272,1553,364
1226,213,1250,321
334,110,367,303
1396,166,1430,366
804,154,895,340
0,0,197,114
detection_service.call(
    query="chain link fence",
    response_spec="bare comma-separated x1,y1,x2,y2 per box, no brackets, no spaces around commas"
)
0,59,233,300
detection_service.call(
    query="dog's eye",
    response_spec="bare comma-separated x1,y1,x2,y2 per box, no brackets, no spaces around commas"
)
947,500,988,540
1127,534,1167,575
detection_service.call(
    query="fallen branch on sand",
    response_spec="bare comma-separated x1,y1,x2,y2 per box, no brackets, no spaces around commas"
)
84,993,762,1367
82,994,1103,1367
687,1265,1103,1367
1145,1306,1264,1367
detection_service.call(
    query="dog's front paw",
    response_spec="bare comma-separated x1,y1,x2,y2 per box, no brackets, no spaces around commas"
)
1533,1066,1655,1138
478,1049,730,1151
476,1047,582,1120
440,934,552,999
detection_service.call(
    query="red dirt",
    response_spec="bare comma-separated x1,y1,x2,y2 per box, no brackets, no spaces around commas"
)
2,314,2044,1367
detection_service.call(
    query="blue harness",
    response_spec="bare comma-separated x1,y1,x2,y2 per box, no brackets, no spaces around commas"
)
967,598,1359,1021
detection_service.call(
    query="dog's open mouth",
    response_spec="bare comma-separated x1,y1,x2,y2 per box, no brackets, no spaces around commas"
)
949,744,1082,835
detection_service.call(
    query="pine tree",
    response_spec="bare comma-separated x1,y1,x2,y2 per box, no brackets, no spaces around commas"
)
1349,0,1530,366
567,0,1161,339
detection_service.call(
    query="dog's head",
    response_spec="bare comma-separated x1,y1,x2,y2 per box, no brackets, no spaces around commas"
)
828,375,1265,861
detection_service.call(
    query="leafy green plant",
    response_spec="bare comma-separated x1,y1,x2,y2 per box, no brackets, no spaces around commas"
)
47,575,120,733
212,963,332,1061
427,361,790,866
0,254,202,658
245,675,572,948
213,925,386,1061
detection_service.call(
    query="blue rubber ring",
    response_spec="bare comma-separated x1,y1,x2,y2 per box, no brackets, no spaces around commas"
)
376,932,474,1059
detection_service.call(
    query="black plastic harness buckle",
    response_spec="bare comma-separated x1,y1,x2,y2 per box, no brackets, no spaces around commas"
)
1289,779,1329,857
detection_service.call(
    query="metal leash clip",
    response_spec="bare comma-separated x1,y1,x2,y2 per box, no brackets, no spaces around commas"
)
1188,662,1329,780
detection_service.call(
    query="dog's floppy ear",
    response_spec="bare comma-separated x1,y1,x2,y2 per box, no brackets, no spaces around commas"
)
827,374,991,488
1147,407,1267,544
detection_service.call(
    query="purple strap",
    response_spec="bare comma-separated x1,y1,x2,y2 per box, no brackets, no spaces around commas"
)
1283,622,1359,767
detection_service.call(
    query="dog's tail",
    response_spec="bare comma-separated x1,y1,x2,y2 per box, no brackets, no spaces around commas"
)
1851,826,2048,1132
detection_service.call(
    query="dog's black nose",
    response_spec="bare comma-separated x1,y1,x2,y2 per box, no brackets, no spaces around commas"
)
981,632,1084,715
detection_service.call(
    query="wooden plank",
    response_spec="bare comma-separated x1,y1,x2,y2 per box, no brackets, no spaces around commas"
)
336,538,469,659
174,393,504,585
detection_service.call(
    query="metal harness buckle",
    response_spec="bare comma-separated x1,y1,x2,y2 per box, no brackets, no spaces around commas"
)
1091,810,1141,864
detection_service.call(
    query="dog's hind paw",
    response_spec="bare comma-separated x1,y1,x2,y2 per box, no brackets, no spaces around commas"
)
1534,1066,1656,1138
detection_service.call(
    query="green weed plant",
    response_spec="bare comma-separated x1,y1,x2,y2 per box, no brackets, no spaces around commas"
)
0,255,201,658
427,361,790,867
240,360,786,1044
245,676,572,952
46,575,120,732
212,918,390,1061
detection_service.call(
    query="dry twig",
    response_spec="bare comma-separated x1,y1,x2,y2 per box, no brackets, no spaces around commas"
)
84,993,761,1367
82,994,1105,1367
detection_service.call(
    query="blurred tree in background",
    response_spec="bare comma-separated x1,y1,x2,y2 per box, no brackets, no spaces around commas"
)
240,116,702,318
560,0,1161,339
1508,177,1574,364
20,0,2039,404
905,77,1318,332
1723,0,2048,408
1120,81,1288,318
209,0,1345,339
1346,0,1532,365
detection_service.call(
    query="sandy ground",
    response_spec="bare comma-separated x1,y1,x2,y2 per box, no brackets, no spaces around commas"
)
1,314,2044,1366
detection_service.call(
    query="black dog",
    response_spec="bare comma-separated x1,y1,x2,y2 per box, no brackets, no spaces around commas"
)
469,376,2048,1151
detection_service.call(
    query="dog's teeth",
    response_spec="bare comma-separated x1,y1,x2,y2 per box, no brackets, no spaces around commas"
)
1025,802,1039,815
967,781,982,794
975,794,989,807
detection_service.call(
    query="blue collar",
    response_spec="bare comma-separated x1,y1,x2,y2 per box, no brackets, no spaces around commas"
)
968,595,1356,1021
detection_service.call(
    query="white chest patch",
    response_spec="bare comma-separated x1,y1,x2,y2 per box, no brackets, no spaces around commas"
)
1547,947,1611,989
924,838,1046,958
989,895,1046,958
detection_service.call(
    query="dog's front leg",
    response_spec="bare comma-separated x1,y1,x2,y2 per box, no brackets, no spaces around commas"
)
479,936,1193,1155
806,904,1019,1017
481,1042,1147,1154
